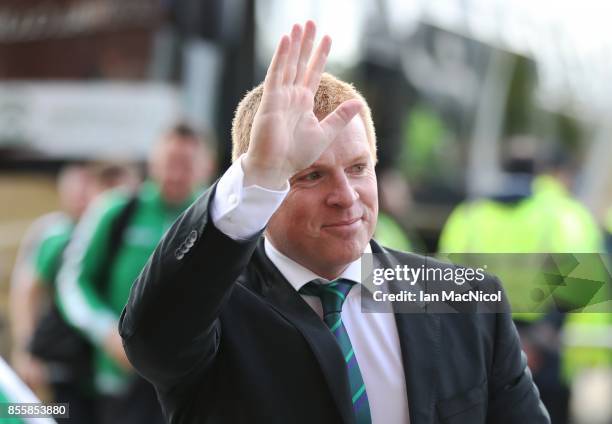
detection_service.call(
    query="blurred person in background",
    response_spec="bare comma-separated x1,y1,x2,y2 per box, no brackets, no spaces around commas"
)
56,123,213,424
9,162,138,423
9,164,94,393
439,136,602,253
86,162,141,200
438,135,606,424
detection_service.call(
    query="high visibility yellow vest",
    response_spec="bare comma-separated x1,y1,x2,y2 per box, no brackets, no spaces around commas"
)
438,175,609,382
375,212,412,252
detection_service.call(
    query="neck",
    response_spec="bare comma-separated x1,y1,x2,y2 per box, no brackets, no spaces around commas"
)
309,264,349,281
265,235,351,281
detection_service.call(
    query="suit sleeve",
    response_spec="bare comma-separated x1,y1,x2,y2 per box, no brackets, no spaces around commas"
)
486,278,551,423
119,183,263,392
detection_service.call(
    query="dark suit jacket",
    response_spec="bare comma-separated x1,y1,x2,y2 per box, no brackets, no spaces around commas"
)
119,185,550,424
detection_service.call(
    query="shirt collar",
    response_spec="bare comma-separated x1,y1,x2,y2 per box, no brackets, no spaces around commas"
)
264,237,371,292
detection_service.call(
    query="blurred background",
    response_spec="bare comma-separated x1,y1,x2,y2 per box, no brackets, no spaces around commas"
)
0,0,611,423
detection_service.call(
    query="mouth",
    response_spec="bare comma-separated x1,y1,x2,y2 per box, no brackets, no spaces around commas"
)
321,217,364,238
323,217,362,228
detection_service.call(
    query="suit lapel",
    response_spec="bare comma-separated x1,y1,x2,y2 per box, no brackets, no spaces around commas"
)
371,241,440,424
252,241,355,424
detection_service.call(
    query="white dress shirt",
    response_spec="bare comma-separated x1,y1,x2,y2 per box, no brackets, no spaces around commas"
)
210,156,410,424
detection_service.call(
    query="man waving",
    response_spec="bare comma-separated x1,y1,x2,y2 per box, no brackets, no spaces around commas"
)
120,21,549,424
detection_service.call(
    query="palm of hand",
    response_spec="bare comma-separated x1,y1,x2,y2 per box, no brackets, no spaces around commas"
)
252,86,326,173
245,21,362,185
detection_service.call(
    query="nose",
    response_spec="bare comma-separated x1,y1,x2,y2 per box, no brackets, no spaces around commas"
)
325,172,359,208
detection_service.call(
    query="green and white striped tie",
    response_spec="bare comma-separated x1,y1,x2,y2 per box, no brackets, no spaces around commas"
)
300,279,372,424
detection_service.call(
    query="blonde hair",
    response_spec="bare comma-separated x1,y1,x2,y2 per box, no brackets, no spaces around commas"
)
231,72,377,162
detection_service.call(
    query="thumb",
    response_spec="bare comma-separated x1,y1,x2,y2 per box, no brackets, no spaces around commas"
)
319,99,363,142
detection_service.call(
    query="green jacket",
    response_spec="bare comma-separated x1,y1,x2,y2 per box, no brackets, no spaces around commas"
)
57,181,197,394
33,215,73,288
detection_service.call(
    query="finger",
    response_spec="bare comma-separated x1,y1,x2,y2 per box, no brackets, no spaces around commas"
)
283,24,303,85
294,20,316,84
264,35,290,89
319,99,363,142
304,35,332,93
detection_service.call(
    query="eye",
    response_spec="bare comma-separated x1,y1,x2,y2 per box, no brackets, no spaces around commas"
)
350,164,367,174
303,171,322,181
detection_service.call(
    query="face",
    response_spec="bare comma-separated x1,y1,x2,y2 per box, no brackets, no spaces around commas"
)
87,168,141,201
150,137,206,205
59,167,93,219
266,116,378,279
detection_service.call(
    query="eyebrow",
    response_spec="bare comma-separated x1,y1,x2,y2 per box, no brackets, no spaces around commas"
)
307,153,372,170
347,154,371,164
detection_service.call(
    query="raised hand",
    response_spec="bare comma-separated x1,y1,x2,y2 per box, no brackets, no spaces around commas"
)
243,21,363,189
